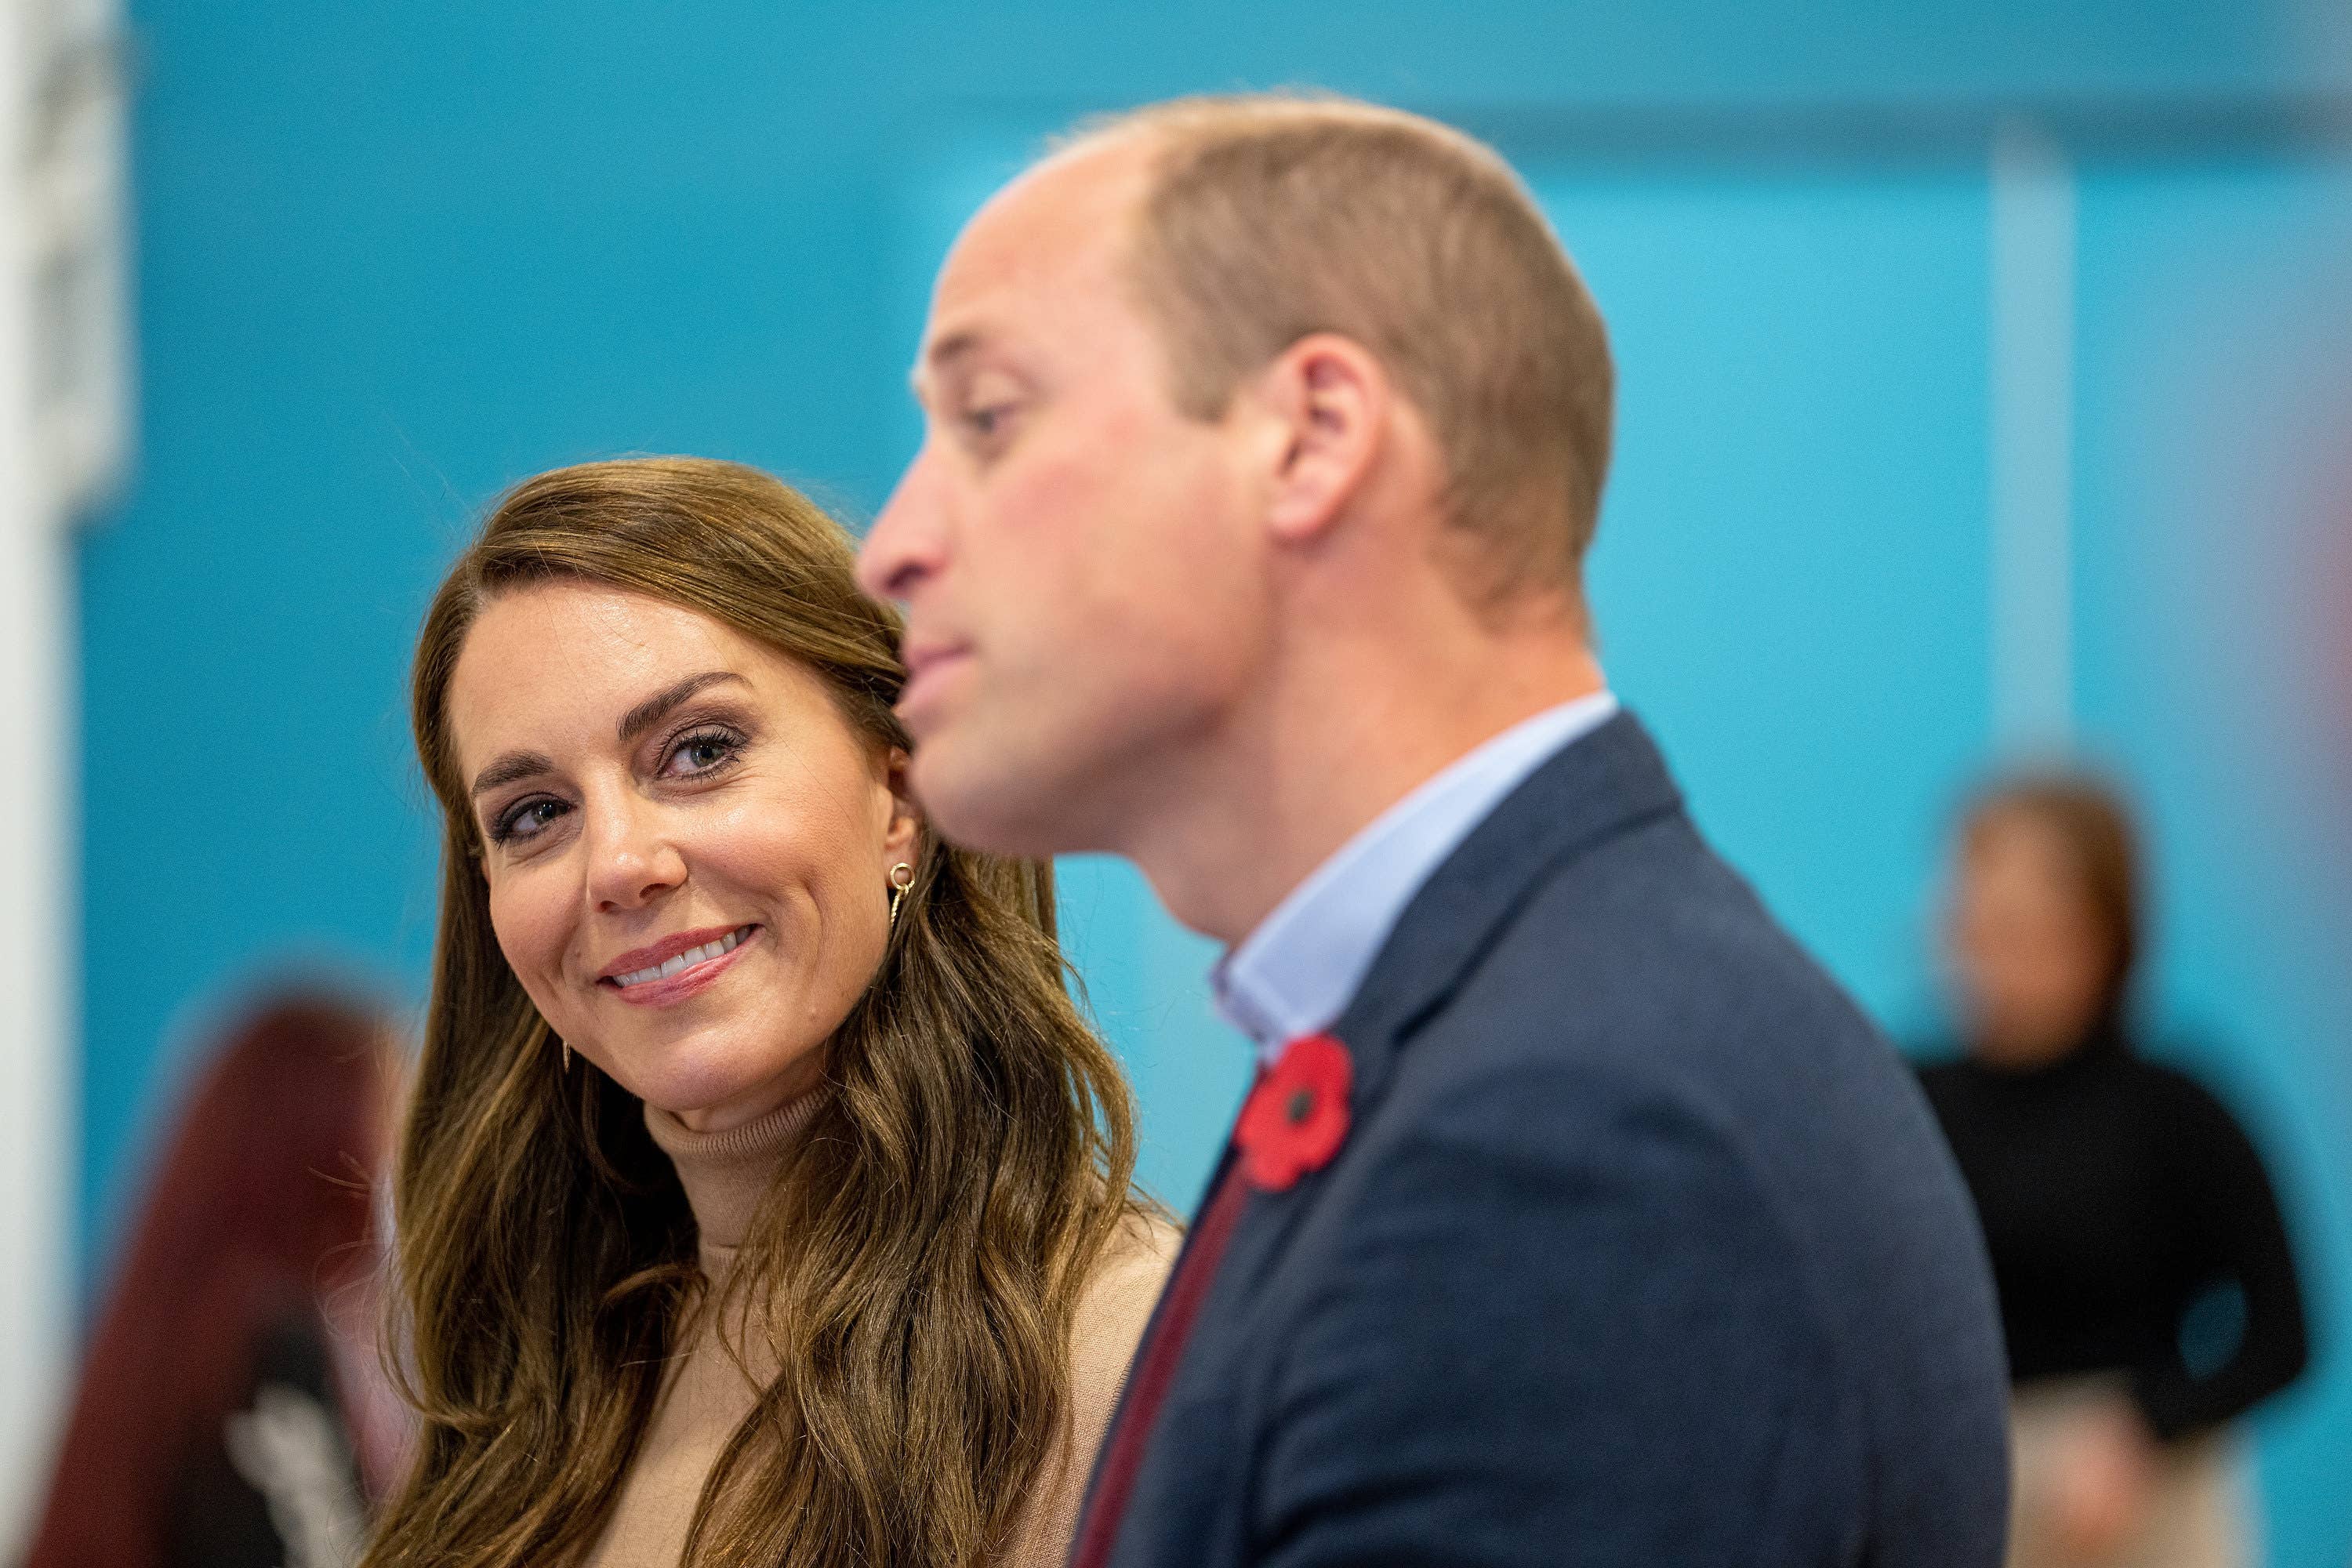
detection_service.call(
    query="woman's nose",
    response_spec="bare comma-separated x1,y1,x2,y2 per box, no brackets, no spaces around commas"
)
582,794,686,912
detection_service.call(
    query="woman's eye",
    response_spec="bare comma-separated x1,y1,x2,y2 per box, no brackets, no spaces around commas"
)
964,404,1014,440
491,797,568,844
663,728,743,779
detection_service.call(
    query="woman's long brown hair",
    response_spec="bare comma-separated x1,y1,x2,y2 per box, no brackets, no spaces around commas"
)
366,458,1144,1568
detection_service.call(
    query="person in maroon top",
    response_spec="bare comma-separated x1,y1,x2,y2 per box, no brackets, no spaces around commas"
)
24,992,408,1568
1919,773,2308,1568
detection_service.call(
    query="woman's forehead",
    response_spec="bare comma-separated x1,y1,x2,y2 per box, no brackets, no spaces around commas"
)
446,583,794,768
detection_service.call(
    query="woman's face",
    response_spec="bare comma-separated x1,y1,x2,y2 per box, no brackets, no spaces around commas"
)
446,581,918,1132
1943,811,2111,1069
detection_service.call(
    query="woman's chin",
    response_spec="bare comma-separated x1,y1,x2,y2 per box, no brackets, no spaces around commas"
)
613,1039,824,1134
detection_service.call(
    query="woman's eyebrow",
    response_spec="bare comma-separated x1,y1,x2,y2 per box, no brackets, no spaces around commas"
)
470,750,554,800
615,670,750,746
467,673,750,800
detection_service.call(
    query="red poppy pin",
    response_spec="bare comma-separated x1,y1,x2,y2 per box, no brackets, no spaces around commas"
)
1235,1033,1354,1192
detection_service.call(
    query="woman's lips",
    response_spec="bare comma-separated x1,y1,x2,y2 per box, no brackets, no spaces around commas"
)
601,924,760,1007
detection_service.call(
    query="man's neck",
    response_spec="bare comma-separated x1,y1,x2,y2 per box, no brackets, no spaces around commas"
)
1122,617,1606,945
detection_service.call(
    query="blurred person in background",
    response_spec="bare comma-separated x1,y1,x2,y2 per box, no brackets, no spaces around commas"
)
1921,774,2309,1568
24,991,408,1568
365,459,1174,1568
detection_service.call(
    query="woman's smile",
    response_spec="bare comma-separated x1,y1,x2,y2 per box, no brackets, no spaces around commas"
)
597,923,763,1007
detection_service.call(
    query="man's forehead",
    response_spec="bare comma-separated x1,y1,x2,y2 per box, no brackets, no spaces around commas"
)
925,138,1153,346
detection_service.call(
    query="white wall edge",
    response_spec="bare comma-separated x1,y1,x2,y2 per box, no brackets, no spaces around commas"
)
1989,115,2078,753
0,0,129,1548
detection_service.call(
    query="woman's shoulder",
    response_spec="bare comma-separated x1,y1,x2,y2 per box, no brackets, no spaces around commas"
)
2125,1049,2265,1143
1091,1207,1181,1298
1070,1210,1181,1373
996,1209,1182,1567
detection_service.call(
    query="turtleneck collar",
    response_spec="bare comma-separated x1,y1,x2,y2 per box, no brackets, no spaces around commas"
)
643,1089,827,1264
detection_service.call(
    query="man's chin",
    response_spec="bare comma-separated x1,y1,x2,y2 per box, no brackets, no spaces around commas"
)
909,732,1089,861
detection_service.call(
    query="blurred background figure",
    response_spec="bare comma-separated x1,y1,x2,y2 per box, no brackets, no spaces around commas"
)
22,993,408,1568
1921,775,2308,1568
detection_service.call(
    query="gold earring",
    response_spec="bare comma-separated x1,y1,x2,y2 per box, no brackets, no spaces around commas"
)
561,1039,572,1073
889,862,916,927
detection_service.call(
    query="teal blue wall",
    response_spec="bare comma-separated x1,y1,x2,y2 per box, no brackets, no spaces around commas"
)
85,4,2352,1559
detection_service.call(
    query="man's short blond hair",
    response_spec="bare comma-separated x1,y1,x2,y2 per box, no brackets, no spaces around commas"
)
1075,94,1614,594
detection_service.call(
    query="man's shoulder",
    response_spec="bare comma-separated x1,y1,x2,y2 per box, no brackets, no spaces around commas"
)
1193,756,2008,1568
1356,805,1992,1341
1434,805,1882,1083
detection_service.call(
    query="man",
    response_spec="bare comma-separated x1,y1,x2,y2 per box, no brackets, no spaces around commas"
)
858,95,2008,1567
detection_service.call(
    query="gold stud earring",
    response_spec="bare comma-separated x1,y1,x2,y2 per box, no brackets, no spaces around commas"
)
889,862,916,927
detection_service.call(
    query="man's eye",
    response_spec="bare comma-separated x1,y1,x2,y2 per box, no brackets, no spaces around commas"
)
964,404,1015,439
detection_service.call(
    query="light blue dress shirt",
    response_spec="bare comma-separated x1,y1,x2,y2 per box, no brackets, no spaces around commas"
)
1211,689,1621,1061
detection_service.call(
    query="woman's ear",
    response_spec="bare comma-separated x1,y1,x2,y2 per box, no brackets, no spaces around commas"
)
882,746,923,862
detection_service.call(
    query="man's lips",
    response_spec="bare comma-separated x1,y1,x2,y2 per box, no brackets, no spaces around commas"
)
902,637,971,681
898,641,974,721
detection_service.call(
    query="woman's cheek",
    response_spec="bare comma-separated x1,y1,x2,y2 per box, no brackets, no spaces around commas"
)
488,881,564,1004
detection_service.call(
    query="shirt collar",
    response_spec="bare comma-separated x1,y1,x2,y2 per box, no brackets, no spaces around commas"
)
1212,690,1619,1060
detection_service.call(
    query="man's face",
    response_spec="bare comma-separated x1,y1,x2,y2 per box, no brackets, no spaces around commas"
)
857,142,1269,858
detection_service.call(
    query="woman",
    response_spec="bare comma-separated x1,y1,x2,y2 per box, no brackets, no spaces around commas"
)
364,458,1175,1568
26,991,407,1568
1918,774,2307,1568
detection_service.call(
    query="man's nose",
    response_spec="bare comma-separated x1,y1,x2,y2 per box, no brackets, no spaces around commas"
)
583,793,686,913
857,445,945,604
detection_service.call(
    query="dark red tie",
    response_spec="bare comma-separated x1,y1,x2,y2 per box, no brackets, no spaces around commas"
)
1067,1131,1256,1568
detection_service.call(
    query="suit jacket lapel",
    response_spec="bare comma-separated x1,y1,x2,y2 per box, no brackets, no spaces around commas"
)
1190,711,1684,1304
1161,713,1687,1378
1189,711,1687,1306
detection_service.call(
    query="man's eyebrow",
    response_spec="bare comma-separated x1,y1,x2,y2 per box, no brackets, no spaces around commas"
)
470,751,555,800
909,329,984,400
616,670,750,747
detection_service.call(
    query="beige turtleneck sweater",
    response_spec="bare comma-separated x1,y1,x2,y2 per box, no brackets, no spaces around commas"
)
582,1093,1178,1568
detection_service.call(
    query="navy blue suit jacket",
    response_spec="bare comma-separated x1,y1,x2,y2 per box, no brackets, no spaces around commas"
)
1091,711,2010,1567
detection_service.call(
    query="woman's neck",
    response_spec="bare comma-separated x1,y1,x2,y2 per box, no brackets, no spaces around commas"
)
643,1087,826,1267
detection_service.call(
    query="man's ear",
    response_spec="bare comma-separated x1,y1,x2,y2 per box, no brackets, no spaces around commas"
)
1254,332,1391,546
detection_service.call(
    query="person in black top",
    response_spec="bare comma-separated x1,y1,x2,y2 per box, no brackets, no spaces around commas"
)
1919,772,2308,1568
